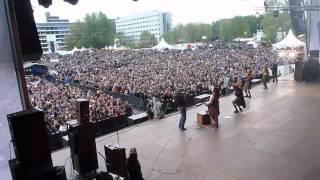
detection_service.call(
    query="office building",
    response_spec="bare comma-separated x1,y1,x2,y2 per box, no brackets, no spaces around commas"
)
115,11,172,45
36,12,70,53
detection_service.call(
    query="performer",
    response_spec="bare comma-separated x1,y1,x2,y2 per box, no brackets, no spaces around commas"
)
262,65,269,89
272,61,278,83
232,78,246,113
174,91,187,130
244,69,253,98
126,148,144,180
205,82,220,127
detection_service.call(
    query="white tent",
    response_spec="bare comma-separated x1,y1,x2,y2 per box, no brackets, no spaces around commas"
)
152,38,174,49
80,46,87,51
273,29,305,49
247,41,258,48
72,47,79,52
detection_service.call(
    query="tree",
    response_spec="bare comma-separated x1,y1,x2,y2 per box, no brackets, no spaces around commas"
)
65,20,84,49
163,29,181,44
215,16,257,42
219,19,234,41
212,20,221,39
65,12,115,49
138,31,157,48
261,12,292,43
163,23,213,44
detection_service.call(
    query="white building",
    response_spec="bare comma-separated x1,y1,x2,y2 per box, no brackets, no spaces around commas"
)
115,11,172,45
36,13,70,53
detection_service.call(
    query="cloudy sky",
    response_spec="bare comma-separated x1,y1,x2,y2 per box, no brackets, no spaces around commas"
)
31,0,265,25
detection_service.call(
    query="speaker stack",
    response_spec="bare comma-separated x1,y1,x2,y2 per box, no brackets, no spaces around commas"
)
68,99,98,175
7,108,67,180
104,144,126,178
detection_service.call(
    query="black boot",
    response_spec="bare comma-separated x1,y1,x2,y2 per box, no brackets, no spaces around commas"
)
233,105,239,113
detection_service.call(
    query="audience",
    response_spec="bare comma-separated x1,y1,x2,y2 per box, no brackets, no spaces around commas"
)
26,75,132,133
28,41,284,133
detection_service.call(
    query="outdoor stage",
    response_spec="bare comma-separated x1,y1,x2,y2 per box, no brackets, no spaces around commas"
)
52,74,320,180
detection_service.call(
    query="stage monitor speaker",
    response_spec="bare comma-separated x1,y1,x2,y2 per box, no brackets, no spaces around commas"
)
104,144,126,178
76,99,89,123
7,0,43,61
7,108,53,177
69,122,98,175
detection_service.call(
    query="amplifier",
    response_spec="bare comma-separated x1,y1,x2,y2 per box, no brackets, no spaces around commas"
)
197,111,210,125
104,144,126,178
76,99,89,123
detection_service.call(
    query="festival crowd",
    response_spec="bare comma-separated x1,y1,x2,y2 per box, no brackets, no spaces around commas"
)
26,76,132,133
27,41,282,133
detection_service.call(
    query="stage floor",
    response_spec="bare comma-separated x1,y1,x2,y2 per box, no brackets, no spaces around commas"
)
52,74,320,180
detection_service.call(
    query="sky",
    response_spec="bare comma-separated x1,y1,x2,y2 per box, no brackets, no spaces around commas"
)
31,0,265,25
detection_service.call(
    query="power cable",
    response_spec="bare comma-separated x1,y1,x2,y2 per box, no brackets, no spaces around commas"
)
150,126,200,178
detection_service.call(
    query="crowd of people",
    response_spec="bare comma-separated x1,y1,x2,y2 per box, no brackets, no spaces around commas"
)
42,42,281,100
26,75,132,133
28,41,284,133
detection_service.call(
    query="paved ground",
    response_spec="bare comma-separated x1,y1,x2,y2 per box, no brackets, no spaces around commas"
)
52,74,320,180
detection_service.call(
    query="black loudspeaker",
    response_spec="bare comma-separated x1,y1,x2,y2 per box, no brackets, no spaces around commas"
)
69,122,98,175
294,60,304,82
308,50,320,81
7,108,53,177
7,0,43,61
76,99,89,123
104,144,126,177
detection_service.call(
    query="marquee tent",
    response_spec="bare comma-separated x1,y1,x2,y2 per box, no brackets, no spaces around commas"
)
80,46,87,51
152,38,174,49
273,29,305,49
72,47,79,52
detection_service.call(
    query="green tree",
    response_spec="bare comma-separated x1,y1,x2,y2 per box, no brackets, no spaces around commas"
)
261,12,292,43
212,20,221,39
219,19,234,41
163,23,213,44
65,20,84,49
138,31,157,48
216,16,257,42
65,12,115,49
163,30,180,44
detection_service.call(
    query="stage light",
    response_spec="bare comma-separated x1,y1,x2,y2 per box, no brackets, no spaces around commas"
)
64,0,79,5
38,0,52,8
289,52,296,58
279,52,285,57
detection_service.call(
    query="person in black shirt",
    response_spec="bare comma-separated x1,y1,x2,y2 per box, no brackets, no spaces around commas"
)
232,79,246,113
272,62,278,82
126,148,144,180
174,91,187,130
